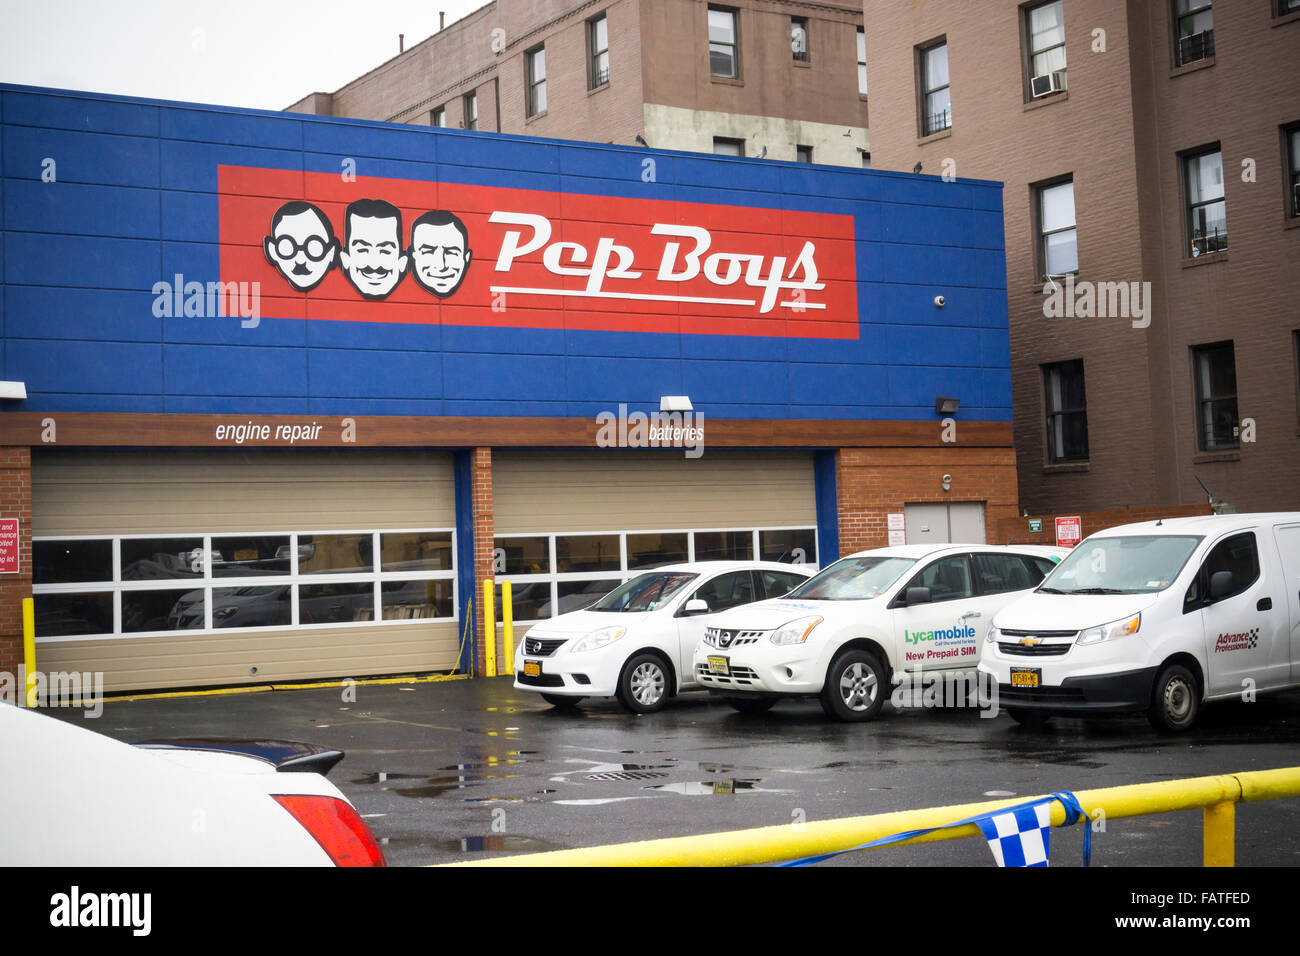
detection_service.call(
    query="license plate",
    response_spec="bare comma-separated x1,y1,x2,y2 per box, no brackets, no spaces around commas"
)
524,660,542,678
1010,667,1041,688
707,656,730,676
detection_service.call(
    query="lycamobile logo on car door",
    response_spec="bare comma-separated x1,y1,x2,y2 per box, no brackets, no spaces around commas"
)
904,624,977,645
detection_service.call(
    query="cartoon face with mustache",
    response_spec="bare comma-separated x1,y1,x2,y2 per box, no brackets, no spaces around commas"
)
339,199,408,299
263,201,338,292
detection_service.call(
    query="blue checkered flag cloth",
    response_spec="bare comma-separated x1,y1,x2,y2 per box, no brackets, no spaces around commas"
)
775,790,1090,867
976,802,1053,867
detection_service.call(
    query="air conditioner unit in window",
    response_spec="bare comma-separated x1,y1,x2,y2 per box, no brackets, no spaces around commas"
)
1030,71,1067,98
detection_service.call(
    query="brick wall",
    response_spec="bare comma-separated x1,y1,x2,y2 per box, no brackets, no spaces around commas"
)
0,447,32,679
994,502,1213,546
471,447,495,675
836,445,1020,553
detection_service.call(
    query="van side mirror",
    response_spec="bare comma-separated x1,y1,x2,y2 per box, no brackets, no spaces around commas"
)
681,598,710,616
904,586,932,606
1209,570,1235,601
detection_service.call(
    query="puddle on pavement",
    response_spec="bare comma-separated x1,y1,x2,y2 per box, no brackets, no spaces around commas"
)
437,835,562,853
644,778,793,796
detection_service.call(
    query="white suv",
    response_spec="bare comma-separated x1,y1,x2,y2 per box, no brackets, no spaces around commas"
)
693,544,1069,721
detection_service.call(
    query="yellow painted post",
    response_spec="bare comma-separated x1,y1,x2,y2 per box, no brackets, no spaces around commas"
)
482,579,496,677
1203,801,1235,867
22,598,37,708
502,580,514,671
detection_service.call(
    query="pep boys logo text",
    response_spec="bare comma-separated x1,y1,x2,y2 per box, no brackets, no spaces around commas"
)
219,166,858,338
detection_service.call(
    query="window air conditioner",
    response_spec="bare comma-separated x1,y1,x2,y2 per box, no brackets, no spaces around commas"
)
1030,71,1066,98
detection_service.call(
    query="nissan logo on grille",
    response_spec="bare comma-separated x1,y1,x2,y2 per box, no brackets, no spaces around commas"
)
707,628,735,648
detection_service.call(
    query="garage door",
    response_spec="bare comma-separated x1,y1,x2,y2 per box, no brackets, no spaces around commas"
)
490,450,818,643
31,449,460,692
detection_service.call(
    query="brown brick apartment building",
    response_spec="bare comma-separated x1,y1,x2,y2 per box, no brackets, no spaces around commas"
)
863,0,1300,514
288,0,872,167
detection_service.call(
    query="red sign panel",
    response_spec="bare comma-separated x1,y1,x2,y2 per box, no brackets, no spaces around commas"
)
218,166,859,339
0,518,18,574
1055,516,1082,548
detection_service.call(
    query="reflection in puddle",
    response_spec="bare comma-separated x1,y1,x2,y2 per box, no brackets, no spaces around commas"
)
644,778,794,796
437,835,562,853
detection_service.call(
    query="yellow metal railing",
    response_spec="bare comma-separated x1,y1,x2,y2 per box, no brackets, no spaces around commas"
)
443,766,1300,867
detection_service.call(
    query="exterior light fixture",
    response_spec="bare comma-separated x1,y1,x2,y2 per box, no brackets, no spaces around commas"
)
660,396,693,412
0,381,27,400
934,396,959,415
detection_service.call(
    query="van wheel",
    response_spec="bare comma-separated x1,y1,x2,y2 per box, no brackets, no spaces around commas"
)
1147,664,1200,733
540,694,583,709
617,654,671,714
819,649,887,722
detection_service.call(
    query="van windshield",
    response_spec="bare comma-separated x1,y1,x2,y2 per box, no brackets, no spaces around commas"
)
786,555,916,601
590,571,698,612
1039,535,1202,594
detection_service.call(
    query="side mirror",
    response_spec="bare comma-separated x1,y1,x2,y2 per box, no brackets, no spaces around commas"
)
904,586,932,606
681,598,710,616
1208,570,1234,601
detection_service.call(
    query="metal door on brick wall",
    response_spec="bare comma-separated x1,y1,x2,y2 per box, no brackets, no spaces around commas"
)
904,503,985,545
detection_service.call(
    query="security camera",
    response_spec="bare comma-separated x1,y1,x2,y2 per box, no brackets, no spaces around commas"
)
933,295,946,308
941,474,952,491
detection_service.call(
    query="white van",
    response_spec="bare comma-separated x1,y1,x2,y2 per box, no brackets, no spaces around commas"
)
692,544,1070,721
979,513,1300,732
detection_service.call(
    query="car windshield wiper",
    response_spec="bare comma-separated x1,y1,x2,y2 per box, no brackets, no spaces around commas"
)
1067,587,1129,595
1037,586,1068,594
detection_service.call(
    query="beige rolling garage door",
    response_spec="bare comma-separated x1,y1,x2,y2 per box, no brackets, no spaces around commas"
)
494,449,816,533
32,449,459,692
489,449,818,656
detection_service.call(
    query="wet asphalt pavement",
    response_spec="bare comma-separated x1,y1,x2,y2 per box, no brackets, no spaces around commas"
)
48,676,1300,867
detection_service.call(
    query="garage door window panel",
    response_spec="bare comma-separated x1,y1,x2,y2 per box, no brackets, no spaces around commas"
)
121,537,204,580
556,534,621,573
759,528,816,565
211,535,291,577
34,592,114,638
212,585,292,629
694,530,753,561
628,532,689,569
299,533,374,574
381,531,453,572
34,539,113,584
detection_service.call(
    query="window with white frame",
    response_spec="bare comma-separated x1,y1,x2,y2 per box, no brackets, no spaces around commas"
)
32,529,457,639
492,526,817,621
1173,0,1214,66
432,106,447,127
1184,146,1226,256
463,91,477,130
1037,177,1078,276
526,46,547,117
708,6,739,78
919,40,950,135
1025,1,1067,92
589,13,610,88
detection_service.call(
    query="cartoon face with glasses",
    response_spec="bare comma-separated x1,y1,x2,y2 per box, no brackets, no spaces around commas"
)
263,201,338,292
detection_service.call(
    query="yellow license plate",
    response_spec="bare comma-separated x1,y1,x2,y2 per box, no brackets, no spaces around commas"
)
1010,668,1041,688
707,656,730,676
524,661,541,677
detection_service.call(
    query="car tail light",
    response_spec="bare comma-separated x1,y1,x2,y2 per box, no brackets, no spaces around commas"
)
272,795,387,867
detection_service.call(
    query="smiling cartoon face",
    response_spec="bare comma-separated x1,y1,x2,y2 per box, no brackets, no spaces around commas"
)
409,211,473,298
339,199,408,299
263,202,337,292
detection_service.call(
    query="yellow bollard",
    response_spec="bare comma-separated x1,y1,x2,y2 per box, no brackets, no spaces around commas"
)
482,579,496,678
23,597,37,708
1203,800,1235,867
502,580,514,672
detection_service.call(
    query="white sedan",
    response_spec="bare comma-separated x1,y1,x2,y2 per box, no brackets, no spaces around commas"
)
0,702,386,866
512,561,814,714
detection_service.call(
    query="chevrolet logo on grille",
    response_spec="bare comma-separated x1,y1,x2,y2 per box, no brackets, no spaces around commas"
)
1018,637,1042,647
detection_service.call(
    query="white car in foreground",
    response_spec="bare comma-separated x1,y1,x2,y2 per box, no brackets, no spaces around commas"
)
0,703,385,866
693,544,1070,721
512,561,814,713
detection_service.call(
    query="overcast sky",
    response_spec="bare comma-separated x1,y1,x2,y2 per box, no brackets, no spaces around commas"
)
0,0,486,112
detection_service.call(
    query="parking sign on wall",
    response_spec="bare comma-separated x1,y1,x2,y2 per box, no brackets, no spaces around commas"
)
1055,516,1082,548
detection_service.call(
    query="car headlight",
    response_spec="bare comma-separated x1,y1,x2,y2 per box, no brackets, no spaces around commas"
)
1076,613,1140,646
214,606,239,622
769,616,823,646
570,626,627,655
985,624,999,645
